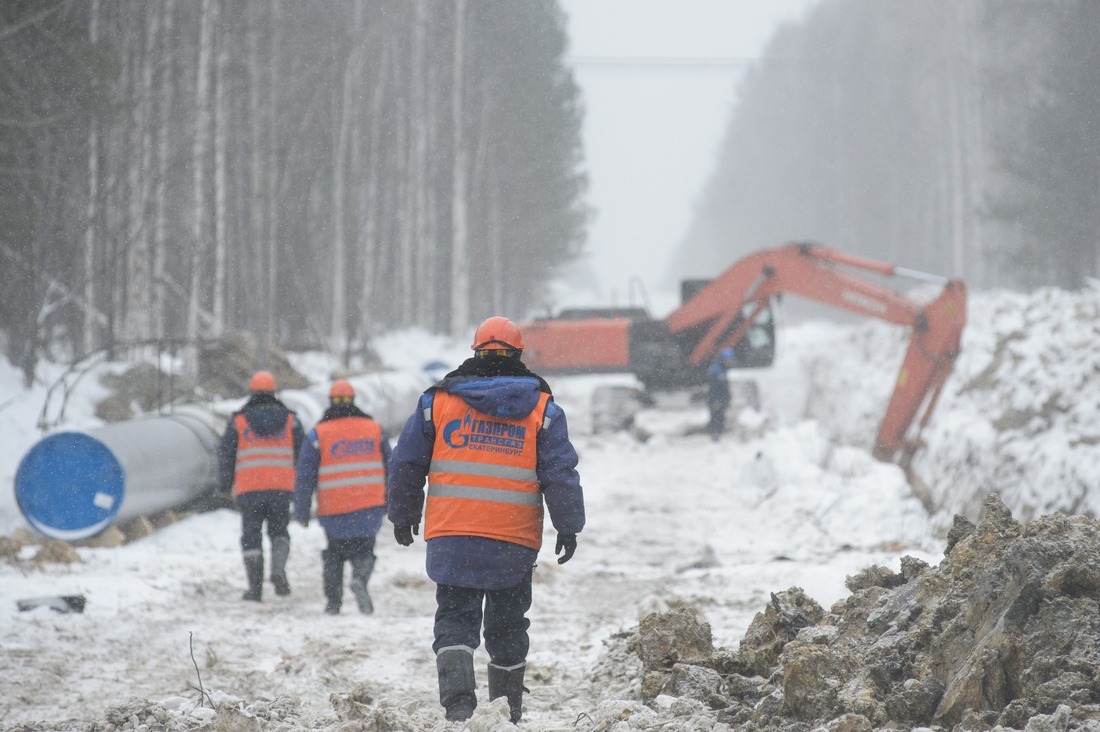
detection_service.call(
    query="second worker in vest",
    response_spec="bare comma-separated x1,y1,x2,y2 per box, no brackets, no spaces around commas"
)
387,316,586,724
293,379,391,615
217,370,306,602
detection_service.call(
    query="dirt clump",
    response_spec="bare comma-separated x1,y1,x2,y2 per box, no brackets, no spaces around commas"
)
96,362,198,422
197,332,309,399
88,332,309,423
594,493,1100,731
0,530,82,568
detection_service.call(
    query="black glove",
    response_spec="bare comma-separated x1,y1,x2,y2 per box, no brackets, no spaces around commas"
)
394,523,419,547
555,533,577,564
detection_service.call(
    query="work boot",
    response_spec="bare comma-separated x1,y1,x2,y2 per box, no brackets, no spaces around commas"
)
270,536,291,596
437,648,477,722
348,554,375,615
488,661,527,724
242,551,264,602
322,549,343,615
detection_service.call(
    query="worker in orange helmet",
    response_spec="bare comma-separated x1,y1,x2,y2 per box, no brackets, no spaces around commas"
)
217,370,305,602
293,379,391,615
387,316,586,724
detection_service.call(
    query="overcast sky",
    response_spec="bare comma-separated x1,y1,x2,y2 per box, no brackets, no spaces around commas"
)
557,0,819,314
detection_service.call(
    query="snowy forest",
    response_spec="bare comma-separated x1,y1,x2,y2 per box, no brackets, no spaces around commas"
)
675,0,1100,294
4,0,1100,390
0,0,587,384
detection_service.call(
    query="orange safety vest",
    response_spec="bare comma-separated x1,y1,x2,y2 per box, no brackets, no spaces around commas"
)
425,390,550,550
232,412,296,496
314,417,386,516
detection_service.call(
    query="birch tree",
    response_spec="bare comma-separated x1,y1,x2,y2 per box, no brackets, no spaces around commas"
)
449,0,469,337
212,6,227,337
330,1,363,354
187,0,213,350
124,4,156,340
151,0,174,340
265,0,281,352
82,0,101,354
357,36,390,344
247,1,267,342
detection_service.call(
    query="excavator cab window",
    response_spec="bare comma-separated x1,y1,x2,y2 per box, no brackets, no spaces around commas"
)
730,303,775,369
677,278,775,370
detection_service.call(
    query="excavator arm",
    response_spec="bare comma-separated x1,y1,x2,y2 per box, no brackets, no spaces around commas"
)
665,242,967,464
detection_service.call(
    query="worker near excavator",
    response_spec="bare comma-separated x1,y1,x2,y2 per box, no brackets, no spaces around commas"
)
706,348,736,441
387,315,586,724
293,379,391,615
217,370,305,602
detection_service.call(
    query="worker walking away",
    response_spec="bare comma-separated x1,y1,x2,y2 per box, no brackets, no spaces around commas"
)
218,370,305,602
387,316,586,724
294,379,391,615
706,348,735,441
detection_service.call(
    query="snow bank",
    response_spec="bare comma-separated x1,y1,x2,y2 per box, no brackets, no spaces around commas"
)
752,287,1100,533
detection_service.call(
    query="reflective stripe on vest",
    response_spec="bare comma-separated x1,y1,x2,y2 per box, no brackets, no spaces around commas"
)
314,416,385,516
233,412,296,495
425,390,550,550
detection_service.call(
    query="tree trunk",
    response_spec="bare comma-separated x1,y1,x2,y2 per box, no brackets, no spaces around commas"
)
449,0,469,337
403,0,428,327
411,0,431,325
125,4,157,341
247,1,267,342
82,0,101,354
358,40,390,344
266,0,281,351
330,3,363,355
104,5,131,356
212,5,227,337
188,0,213,356
152,0,175,340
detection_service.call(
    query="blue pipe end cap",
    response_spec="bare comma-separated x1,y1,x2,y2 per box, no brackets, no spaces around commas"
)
14,432,125,541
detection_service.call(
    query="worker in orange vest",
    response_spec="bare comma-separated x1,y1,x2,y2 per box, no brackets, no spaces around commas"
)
217,370,305,602
293,379,391,615
387,316,586,724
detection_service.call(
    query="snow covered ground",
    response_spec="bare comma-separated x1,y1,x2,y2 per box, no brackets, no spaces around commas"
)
1,286,1096,730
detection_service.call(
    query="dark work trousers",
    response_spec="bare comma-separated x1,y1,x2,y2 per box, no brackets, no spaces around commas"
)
236,491,291,553
706,405,728,439
433,570,533,668
326,535,376,561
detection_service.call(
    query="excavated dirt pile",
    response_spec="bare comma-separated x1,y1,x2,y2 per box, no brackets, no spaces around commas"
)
592,493,1100,731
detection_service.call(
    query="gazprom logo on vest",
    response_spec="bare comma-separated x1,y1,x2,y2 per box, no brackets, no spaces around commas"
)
443,411,526,454
330,437,376,458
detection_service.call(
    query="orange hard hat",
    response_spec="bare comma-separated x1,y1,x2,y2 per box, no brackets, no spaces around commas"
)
249,370,277,392
330,379,355,400
471,316,524,351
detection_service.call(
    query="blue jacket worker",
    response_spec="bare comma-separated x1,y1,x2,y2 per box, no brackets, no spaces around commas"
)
217,370,305,602
294,379,391,615
387,316,586,724
706,348,735,441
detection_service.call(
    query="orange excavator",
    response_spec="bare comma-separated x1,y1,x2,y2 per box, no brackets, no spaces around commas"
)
521,242,967,470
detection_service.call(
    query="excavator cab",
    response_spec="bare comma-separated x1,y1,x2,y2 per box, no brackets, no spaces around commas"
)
629,299,776,391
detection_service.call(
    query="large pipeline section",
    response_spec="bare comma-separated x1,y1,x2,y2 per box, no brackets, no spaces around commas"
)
14,369,437,542
14,408,222,541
